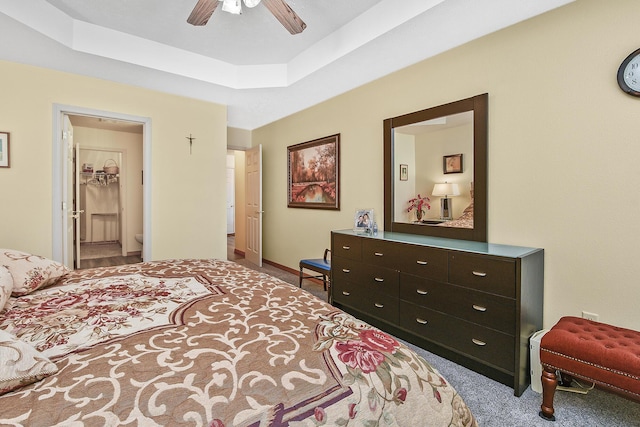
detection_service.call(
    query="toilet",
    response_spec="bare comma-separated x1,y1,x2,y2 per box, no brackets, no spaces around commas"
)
135,234,143,244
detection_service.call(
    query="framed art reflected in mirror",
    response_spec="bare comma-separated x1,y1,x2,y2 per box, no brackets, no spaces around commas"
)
444,153,463,174
0,132,10,168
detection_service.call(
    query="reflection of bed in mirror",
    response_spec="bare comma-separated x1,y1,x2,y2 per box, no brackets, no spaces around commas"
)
438,202,473,228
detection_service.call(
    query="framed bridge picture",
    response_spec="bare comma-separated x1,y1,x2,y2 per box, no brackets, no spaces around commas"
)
287,134,340,210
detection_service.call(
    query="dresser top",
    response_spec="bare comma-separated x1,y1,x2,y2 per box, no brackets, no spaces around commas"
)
332,229,542,258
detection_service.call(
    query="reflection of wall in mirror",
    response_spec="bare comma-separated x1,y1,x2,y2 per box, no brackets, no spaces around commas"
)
416,120,473,220
393,132,416,222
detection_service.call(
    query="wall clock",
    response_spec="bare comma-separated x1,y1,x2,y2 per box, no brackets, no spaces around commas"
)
617,48,640,97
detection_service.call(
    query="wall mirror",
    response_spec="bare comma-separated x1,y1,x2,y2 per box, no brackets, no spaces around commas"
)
383,93,488,242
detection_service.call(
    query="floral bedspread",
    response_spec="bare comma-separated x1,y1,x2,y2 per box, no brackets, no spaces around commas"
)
0,259,476,426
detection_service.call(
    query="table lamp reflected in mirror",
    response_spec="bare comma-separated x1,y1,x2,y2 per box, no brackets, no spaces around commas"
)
432,182,460,220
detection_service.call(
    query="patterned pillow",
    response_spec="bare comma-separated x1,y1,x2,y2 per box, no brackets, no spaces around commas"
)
0,249,69,297
0,266,12,311
0,329,58,395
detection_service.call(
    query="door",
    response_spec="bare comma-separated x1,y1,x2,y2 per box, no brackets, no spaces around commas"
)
226,155,235,234
63,116,83,269
245,145,262,267
74,142,81,268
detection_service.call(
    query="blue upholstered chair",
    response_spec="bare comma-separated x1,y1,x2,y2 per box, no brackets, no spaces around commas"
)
299,249,331,291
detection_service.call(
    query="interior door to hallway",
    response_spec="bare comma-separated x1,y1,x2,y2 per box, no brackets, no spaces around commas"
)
245,145,262,267
226,155,235,234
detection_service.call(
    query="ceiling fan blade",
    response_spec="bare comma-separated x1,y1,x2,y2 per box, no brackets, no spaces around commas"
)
262,0,307,34
187,0,219,26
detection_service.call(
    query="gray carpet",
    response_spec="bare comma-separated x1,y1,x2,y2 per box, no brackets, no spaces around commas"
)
292,276,640,426
227,244,639,426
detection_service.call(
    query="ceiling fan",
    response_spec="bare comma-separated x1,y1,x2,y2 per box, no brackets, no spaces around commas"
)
188,0,307,35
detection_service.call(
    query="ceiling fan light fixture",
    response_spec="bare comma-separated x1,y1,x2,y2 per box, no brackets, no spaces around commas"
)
243,0,261,7
221,0,242,14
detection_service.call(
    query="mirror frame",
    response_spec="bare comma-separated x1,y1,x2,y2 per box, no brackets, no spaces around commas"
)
383,93,488,242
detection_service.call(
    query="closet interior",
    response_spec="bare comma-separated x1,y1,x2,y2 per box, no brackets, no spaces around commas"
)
79,150,122,259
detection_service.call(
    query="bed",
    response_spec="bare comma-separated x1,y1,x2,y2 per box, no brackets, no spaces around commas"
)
0,251,476,426
438,201,474,229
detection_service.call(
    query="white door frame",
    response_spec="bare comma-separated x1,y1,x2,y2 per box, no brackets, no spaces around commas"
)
52,104,152,264
245,145,262,267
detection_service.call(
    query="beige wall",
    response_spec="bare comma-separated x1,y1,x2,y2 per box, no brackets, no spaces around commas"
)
0,61,227,261
228,127,252,150
415,122,473,219
253,0,640,330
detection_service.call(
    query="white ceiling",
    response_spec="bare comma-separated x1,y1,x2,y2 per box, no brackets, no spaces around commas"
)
0,0,573,130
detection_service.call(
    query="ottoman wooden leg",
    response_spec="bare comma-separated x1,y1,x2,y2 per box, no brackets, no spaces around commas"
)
540,365,558,421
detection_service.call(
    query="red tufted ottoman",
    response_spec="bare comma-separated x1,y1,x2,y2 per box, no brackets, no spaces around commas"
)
538,316,640,420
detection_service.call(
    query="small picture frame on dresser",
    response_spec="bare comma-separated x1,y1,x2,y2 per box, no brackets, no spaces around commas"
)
354,208,374,232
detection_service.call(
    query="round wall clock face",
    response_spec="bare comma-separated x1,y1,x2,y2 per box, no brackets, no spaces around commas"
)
618,48,640,97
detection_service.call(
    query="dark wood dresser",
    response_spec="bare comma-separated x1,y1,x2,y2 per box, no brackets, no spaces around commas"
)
330,229,544,396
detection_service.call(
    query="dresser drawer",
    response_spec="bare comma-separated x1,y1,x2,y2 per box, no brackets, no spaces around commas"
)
399,302,515,373
332,278,362,307
332,233,362,261
332,257,362,285
359,292,399,324
400,274,515,335
362,239,448,280
333,279,398,324
333,257,399,297
362,238,396,268
449,253,516,298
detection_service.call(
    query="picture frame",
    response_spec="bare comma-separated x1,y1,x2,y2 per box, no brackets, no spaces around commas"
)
399,164,408,181
443,153,463,174
287,134,340,210
0,132,9,168
354,208,374,232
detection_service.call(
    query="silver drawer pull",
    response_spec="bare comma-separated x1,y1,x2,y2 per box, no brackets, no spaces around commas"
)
472,271,487,277
416,260,428,265
472,338,486,346
342,291,350,296
374,303,384,308
374,277,384,282
342,268,351,273
472,304,487,312
416,289,428,295
342,245,350,250
374,252,384,257
416,318,428,325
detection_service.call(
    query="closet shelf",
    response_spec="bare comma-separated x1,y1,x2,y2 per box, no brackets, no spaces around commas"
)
81,171,119,186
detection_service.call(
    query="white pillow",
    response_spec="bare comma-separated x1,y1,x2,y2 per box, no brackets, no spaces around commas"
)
0,329,58,395
0,266,12,311
0,249,69,297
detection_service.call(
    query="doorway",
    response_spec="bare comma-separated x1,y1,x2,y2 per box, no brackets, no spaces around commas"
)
226,152,235,235
52,104,152,268
76,145,141,269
